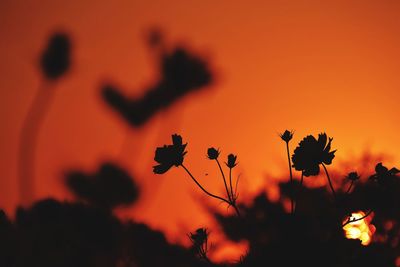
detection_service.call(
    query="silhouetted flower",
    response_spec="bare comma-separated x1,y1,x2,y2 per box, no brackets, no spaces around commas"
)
279,130,294,143
345,171,360,181
291,133,336,176
153,134,187,174
189,228,209,247
226,154,238,168
369,162,399,185
207,147,220,160
40,32,71,80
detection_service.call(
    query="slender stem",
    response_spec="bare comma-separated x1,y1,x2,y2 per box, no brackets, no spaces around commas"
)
322,163,337,200
345,180,354,194
180,164,230,204
215,159,232,202
342,210,373,227
294,172,304,214
285,142,294,214
229,167,234,201
18,81,53,206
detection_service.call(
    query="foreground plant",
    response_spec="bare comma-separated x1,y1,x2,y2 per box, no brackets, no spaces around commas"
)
153,134,241,216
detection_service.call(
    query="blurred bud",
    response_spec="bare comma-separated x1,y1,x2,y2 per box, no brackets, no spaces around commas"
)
40,32,71,80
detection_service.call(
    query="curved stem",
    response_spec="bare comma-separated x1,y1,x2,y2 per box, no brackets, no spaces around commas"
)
180,164,230,205
285,142,294,214
345,180,354,194
342,210,373,227
322,163,337,200
215,159,232,202
18,81,53,206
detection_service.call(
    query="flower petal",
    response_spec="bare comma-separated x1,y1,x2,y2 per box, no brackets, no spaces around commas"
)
317,133,327,150
323,150,336,165
153,164,172,174
303,164,320,177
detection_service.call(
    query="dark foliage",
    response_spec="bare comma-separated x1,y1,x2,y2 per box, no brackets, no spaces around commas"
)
66,162,139,210
215,173,400,267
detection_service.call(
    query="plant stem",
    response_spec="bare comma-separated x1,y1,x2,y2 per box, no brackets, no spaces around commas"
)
346,180,354,194
322,163,337,200
285,142,294,214
342,210,373,227
180,164,230,205
229,168,234,202
215,159,232,202
18,81,53,206
294,172,304,214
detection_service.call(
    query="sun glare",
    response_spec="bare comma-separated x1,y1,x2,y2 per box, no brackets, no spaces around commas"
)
343,211,375,246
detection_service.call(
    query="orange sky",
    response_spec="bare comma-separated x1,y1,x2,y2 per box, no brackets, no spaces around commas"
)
1,0,400,261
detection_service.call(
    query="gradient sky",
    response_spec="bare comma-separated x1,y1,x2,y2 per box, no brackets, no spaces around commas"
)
1,0,400,261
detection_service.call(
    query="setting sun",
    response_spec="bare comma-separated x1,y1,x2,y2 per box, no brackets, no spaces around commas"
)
343,211,376,246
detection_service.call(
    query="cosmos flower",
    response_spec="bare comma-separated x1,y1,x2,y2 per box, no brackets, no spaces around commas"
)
279,130,294,143
291,133,336,177
345,171,360,181
207,147,220,160
153,134,187,174
226,154,238,168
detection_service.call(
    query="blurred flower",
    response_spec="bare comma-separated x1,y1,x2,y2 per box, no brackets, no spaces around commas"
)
207,147,220,160
153,134,187,174
279,130,294,143
345,171,360,181
226,154,238,168
40,32,71,80
369,163,399,185
291,133,336,176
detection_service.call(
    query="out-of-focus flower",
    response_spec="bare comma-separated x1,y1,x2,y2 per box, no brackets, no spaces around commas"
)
40,32,71,80
153,134,187,174
279,130,294,143
292,133,336,176
369,163,399,185
207,147,220,160
226,154,238,168
346,171,360,181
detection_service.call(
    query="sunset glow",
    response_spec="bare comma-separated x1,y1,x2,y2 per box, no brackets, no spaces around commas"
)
1,1,400,263
343,211,375,246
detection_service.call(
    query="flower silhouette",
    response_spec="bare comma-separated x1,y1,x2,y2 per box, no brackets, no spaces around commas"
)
188,228,210,262
207,147,220,160
189,228,209,247
292,133,336,177
279,130,294,143
226,154,238,168
153,134,187,174
345,171,360,181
